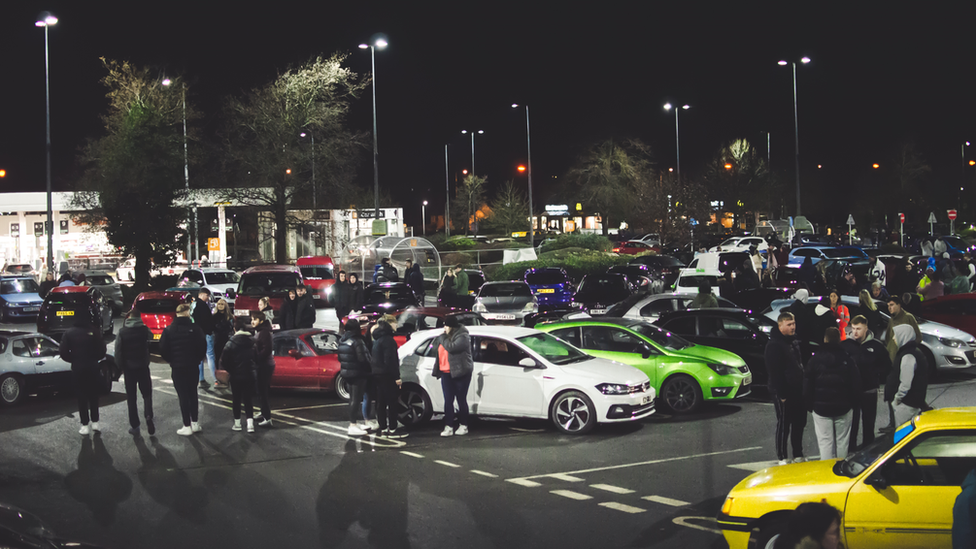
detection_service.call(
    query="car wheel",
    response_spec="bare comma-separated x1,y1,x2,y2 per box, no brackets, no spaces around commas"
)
922,347,938,380
0,374,25,406
550,390,596,434
661,374,703,414
334,373,351,402
751,515,789,549
396,385,432,426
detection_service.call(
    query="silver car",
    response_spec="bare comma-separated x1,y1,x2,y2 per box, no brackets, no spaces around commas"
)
178,268,240,305
0,332,72,405
472,281,538,325
611,292,737,321
85,271,125,316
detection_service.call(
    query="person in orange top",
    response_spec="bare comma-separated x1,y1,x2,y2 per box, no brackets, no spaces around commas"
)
431,316,473,437
828,289,850,341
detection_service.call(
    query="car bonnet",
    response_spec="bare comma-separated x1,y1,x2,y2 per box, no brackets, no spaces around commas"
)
553,356,649,386
668,343,747,366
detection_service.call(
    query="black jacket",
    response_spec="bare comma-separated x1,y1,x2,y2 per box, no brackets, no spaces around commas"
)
213,314,234,363
159,316,207,369
885,341,929,408
803,342,861,417
220,331,257,380
338,331,371,378
38,279,57,299
840,335,891,393
59,323,107,371
764,325,804,396
281,298,299,330
115,320,151,370
370,324,400,377
295,293,316,328
191,298,214,335
332,281,349,311
406,265,425,296
253,320,274,369
348,282,364,311
377,263,399,283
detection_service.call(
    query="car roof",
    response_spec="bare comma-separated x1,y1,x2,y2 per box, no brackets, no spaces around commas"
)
660,307,755,318
481,280,529,286
86,270,114,277
525,267,567,274
921,293,976,304
189,268,238,273
401,306,470,316
415,326,538,339
50,286,92,294
135,291,187,300
0,330,34,337
913,408,976,429
296,256,334,265
274,328,338,339
242,264,301,274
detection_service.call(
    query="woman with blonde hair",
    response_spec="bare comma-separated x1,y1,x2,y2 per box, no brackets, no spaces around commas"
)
212,298,234,387
858,289,884,337
257,296,275,324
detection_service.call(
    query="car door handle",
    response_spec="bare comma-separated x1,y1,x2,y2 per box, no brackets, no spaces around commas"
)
36,361,44,366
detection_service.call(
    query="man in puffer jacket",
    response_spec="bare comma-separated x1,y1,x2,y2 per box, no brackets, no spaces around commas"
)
371,319,405,437
885,324,930,428
115,312,154,436
60,316,108,436
765,311,807,465
841,315,891,452
432,316,474,437
160,303,207,436
804,327,861,460
250,311,275,427
220,316,257,433
338,318,372,436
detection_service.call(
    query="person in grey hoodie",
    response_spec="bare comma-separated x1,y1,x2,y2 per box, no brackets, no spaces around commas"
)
885,324,930,428
432,316,473,437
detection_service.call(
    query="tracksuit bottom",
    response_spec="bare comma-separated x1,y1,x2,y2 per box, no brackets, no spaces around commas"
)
172,367,199,427
72,366,101,425
124,367,153,429
231,376,254,420
849,390,878,452
374,375,400,431
441,373,471,429
772,392,806,461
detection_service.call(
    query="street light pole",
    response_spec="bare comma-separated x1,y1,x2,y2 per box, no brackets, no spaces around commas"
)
163,78,192,263
444,144,451,237
36,12,57,274
512,105,534,249
779,57,810,216
359,38,387,219
461,129,484,175
663,103,690,180
422,200,427,236
302,132,316,210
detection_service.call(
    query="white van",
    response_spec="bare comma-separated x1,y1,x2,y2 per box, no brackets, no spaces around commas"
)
672,268,723,296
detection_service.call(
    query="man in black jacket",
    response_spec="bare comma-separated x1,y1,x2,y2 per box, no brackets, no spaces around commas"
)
116,312,154,436
338,318,371,436
765,311,807,465
804,327,861,460
405,260,425,304
60,317,108,436
250,311,276,427
295,285,316,329
160,303,207,436
841,315,891,451
192,288,215,389
371,319,405,437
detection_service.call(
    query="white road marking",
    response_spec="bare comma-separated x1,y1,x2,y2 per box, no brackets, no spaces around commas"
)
506,478,543,488
471,470,499,478
401,451,425,458
434,460,461,468
599,502,646,514
591,484,635,495
551,490,592,500
549,474,584,482
158,379,173,384
672,516,723,535
275,403,347,412
643,495,690,507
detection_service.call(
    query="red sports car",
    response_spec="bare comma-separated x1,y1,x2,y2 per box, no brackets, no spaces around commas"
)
271,328,343,395
613,240,660,255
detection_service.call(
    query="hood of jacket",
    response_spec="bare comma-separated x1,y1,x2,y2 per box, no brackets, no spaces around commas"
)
893,324,917,348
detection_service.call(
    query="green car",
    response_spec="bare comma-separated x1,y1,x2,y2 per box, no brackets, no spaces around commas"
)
537,318,752,413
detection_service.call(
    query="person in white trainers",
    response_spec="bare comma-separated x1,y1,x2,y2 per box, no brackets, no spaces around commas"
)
59,316,107,436
221,316,257,433
337,318,372,436
370,319,406,438
160,303,208,436
432,316,473,437
115,312,155,437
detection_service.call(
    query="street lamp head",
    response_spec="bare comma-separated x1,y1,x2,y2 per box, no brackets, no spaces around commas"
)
517,165,527,173
682,105,690,110
461,130,468,134
800,57,811,64
374,38,388,49
162,78,172,86
663,103,673,111
477,130,484,134
300,132,307,137
35,12,57,27
872,163,880,169
777,60,788,66
511,103,520,109
358,43,369,49
724,163,733,170
423,200,428,206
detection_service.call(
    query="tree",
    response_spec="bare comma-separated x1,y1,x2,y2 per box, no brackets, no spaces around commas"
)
701,138,777,226
220,54,368,263
452,174,487,236
565,139,654,236
483,180,529,236
72,58,193,291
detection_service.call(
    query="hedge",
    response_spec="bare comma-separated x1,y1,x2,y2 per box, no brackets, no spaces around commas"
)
487,251,632,282
539,233,613,254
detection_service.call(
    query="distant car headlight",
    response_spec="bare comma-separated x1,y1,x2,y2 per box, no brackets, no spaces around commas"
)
938,337,965,348
571,301,584,309
708,363,737,376
596,383,631,395
325,286,333,295
473,302,487,313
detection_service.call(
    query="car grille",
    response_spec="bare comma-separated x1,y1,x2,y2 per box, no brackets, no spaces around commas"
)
630,381,651,394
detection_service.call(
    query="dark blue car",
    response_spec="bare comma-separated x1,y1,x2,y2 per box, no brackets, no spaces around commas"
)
0,276,44,322
524,267,574,311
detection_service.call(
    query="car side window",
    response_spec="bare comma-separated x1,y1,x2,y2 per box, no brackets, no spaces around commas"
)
416,337,439,358
707,318,756,340
882,432,976,486
308,332,339,354
34,337,60,358
580,326,643,354
273,337,299,357
12,339,31,358
475,337,530,367
549,327,581,348
660,316,697,336
640,299,675,316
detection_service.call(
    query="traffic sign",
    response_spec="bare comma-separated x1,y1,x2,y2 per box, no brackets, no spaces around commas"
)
846,214,855,225
928,212,938,224
949,209,958,220
899,213,905,224
207,238,220,251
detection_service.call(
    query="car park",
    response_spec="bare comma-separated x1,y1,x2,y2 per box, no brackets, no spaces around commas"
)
607,264,662,294
84,271,124,315
523,267,575,310
472,281,538,325
37,286,114,339
570,273,632,317
606,292,737,321
129,291,186,342
397,326,655,433
538,318,751,413
234,264,304,319
718,408,976,549
342,282,419,327
0,277,44,322
296,256,336,305
178,267,240,305
628,254,685,287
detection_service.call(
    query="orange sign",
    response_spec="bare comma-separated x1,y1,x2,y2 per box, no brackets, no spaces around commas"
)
208,238,220,251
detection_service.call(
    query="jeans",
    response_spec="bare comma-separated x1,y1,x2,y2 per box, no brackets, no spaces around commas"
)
199,334,215,382
772,392,807,461
361,376,376,420
231,376,254,420
374,375,399,430
124,367,153,429
441,373,471,429
849,391,878,452
172,367,199,426
72,366,101,425
255,363,274,421
813,410,853,460
348,377,367,423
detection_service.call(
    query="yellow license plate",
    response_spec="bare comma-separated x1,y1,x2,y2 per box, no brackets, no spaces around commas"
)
538,289,555,293
153,333,161,340
56,310,74,316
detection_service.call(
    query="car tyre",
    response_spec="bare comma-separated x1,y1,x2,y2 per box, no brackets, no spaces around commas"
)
334,373,351,402
550,390,596,434
661,374,703,414
752,515,788,549
396,385,432,426
0,373,25,406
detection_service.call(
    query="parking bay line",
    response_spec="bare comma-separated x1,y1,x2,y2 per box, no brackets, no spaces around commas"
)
643,495,690,507
551,490,592,501
599,502,646,514
591,484,635,495
434,460,462,468
275,403,347,412
471,470,499,478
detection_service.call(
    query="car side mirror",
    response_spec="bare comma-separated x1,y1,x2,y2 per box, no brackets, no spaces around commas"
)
519,357,541,369
865,472,889,491
640,343,653,359
288,349,301,358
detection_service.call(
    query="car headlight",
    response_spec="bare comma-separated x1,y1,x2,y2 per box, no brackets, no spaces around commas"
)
522,301,538,313
473,302,487,313
938,337,965,348
708,363,737,376
325,286,333,295
596,383,631,395
571,301,583,309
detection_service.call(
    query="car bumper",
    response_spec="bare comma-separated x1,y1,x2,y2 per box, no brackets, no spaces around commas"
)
926,341,976,369
4,308,41,319
596,391,657,422
705,375,753,400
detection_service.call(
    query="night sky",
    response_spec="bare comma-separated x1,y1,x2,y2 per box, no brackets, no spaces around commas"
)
2,2,974,228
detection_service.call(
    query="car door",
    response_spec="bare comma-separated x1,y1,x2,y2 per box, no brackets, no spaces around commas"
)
547,326,582,348
305,332,341,391
639,298,679,320
29,336,69,376
471,336,544,417
578,326,659,387
271,336,304,387
844,430,976,549
9,338,37,376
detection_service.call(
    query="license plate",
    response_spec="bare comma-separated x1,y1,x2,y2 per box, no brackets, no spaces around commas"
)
234,309,250,316
743,375,753,386
488,314,516,320
24,307,39,313
590,309,607,315
641,395,652,405
537,289,555,294
313,294,320,299
57,310,74,316
153,333,161,340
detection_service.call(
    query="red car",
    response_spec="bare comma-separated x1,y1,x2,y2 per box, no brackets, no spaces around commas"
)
920,294,976,338
130,291,187,342
271,328,344,396
613,240,660,255
296,256,336,306
234,264,305,321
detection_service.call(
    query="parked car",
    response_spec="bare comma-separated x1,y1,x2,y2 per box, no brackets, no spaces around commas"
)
687,251,757,273
523,267,575,310
571,273,632,316
606,292,738,321
672,268,724,296
718,408,976,548
607,264,662,294
178,268,240,305
2,264,37,280
296,256,336,306
628,255,685,287
472,281,538,325
437,268,487,310
787,246,868,266
0,331,77,405
84,271,124,315
37,286,114,339
233,265,304,321
269,328,345,396
394,307,487,342
538,318,751,413
396,326,655,434
920,294,976,339
129,291,187,342
342,282,419,327
0,277,44,322
635,233,662,247
709,236,769,253
612,240,659,255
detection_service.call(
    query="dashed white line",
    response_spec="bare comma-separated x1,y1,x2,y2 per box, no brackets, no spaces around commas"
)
551,490,593,501
591,484,635,495
275,403,347,412
471,470,499,478
434,460,461,468
643,495,690,507
599,502,646,514
549,473,584,482
511,446,764,480
506,478,543,488
400,451,425,458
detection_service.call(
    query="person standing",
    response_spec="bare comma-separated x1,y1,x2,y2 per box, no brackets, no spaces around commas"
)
453,265,469,303
295,285,316,329
60,317,108,436
337,318,371,436
438,268,457,306
841,315,891,452
690,281,718,308
964,252,976,291
827,289,850,341
221,316,257,433
159,303,207,436
765,311,807,465
333,271,350,330
804,327,860,460
884,295,922,361
406,259,425,305
347,273,364,312
371,319,406,437
212,298,234,375
432,315,473,437
867,254,887,287
281,288,299,330
38,272,57,298
115,312,154,436
250,311,275,427
379,257,400,283
257,296,275,325
885,324,930,428
192,288,215,389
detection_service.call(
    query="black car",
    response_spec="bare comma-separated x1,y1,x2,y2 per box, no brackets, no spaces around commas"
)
628,255,685,287
726,287,794,314
347,282,419,324
571,273,632,316
654,307,776,384
37,286,115,339
607,264,662,294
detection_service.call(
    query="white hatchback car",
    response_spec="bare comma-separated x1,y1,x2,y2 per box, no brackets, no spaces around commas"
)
396,326,655,434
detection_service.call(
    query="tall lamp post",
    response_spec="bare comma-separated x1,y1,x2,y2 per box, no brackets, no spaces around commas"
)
36,12,57,274
663,103,690,180
512,104,534,249
460,129,484,175
444,144,451,237
778,56,811,216
162,77,193,263
301,132,316,210
422,200,427,236
359,37,388,219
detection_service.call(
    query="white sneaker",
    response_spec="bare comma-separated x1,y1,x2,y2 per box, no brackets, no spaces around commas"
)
232,419,242,431
191,422,202,433
455,425,469,436
793,457,806,463
177,426,193,436
368,419,380,431
246,418,255,433
90,422,100,432
777,459,790,466
440,426,455,437
79,424,91,436
348,424,368,436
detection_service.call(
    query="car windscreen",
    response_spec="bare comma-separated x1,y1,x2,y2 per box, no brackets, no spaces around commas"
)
300,266,334,280
86,275,115,286
637,256,684,268
943,236,969,250
239,273,302,295
838,430,898,477
823,248,865,259
629,322,693,350
678,275,720,288
1,279,40,294
479,283,531,297
135,298,182,313
365,286,414,303
3,265,33,274
517,332,589,365
525,272,568,285
576,277,630,301
205,271,241,284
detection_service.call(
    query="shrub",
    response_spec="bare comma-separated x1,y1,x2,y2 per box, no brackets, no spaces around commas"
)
489,253,631,283
539,233,613,254
438,236,477,251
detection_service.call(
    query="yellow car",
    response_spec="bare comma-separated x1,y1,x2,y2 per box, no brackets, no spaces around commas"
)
717,408,976,549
